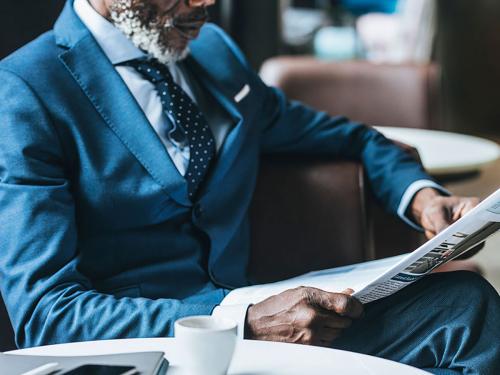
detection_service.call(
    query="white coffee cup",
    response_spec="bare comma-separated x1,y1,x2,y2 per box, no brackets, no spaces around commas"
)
174,315,238,375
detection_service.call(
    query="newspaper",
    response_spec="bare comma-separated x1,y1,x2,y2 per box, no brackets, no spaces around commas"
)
221,188,500,306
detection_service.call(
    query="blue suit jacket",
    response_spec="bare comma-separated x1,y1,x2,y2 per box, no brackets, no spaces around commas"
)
0,1,432,347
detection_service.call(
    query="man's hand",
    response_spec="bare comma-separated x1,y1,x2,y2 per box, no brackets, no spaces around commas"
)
245,286,363,347
411,188,480,239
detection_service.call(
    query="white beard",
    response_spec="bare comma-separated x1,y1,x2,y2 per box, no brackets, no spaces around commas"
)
110,0,189,64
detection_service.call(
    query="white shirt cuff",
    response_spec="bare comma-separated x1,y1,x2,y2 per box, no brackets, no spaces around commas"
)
397,179,451,231
212,304,251,339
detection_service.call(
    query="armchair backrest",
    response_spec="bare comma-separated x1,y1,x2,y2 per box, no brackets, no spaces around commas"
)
260,57,440,130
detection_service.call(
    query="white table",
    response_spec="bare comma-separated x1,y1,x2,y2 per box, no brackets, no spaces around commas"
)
374,127,500,175
9,338,430,375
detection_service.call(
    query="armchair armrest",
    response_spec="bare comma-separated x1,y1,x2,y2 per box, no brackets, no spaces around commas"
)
249,156,371,283
248,155,423,284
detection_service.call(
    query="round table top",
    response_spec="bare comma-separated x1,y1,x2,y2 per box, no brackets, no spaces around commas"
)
374,127,500,175
9,338,430,375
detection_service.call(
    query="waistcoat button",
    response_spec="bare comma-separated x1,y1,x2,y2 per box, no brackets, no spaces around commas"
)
193,204,203,219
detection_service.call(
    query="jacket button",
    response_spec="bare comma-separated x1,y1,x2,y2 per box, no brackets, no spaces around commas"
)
193,204,203,219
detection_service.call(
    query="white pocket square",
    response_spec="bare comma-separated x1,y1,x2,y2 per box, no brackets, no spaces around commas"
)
234,84,250,103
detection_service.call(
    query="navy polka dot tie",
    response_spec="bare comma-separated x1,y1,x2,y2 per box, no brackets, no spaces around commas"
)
126,59,216,200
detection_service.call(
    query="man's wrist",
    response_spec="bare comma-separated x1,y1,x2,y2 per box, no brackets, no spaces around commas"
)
410,187,443,226
244,304,255,339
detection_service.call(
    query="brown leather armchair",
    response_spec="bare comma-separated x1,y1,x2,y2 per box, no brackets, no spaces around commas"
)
249,57,434,283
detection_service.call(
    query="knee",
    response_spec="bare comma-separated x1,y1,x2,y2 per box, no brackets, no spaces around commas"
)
433,271,498,306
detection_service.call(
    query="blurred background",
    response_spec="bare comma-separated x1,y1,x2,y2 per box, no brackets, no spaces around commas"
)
2,0,499,137
0,0,499,289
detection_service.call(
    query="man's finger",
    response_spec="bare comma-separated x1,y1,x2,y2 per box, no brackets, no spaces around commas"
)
309,288,364,319
461,198,480,216
425,229,435,239
452,201,467,222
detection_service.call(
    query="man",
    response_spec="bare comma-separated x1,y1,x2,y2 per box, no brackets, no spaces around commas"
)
0,0,498,373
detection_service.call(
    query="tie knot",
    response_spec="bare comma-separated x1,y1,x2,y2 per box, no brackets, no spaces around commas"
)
125,59,173,85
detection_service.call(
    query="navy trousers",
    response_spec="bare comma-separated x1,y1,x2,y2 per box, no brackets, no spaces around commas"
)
333,271,500,374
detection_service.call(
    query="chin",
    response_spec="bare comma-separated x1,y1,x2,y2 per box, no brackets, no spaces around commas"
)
152,46,190,64
151,33,189,63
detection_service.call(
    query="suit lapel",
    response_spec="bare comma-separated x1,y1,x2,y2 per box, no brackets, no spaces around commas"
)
54,2,253,205
55,1,190,206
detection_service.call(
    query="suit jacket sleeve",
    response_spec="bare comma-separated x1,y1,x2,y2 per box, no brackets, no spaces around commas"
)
206,23,438,220
256,85,434,215
0,69,219,348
